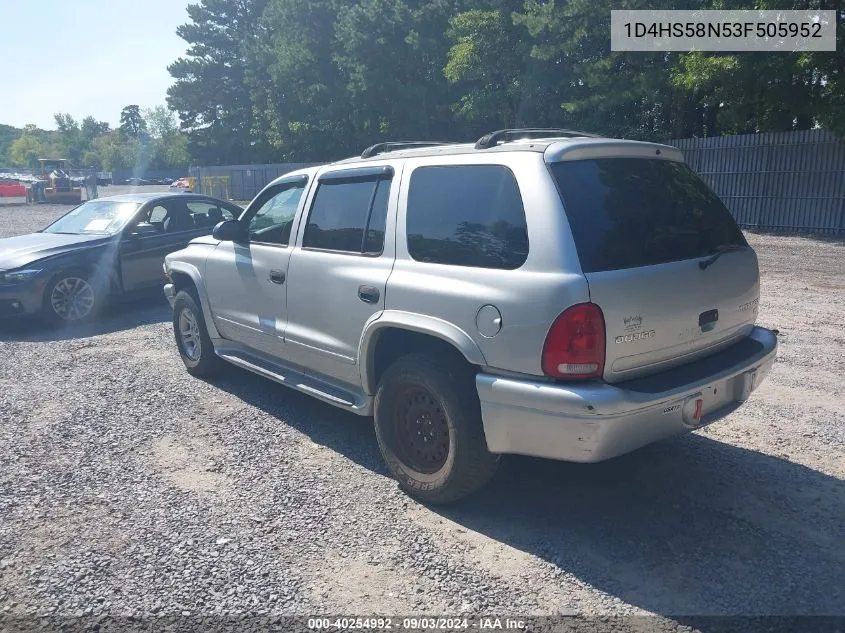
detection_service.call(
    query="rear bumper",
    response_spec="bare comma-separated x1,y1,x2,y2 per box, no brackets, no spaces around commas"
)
477,326,777,462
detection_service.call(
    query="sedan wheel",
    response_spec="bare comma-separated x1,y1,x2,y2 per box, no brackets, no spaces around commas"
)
49,276,96,322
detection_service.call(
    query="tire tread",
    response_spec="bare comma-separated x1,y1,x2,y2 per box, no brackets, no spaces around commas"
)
374,352,498,504
172,288,222,378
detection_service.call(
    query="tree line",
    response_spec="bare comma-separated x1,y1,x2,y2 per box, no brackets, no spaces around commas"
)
0,105,190,172
167,0,845,165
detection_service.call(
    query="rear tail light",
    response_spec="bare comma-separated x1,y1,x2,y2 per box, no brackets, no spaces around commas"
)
542,303,606,380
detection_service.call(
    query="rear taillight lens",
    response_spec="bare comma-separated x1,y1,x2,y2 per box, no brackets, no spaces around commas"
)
542,303,606,380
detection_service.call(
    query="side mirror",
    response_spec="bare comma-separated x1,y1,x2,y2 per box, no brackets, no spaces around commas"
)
129,222,160,237
212,219,246,242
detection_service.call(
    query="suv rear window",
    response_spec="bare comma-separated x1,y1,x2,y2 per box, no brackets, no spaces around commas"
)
406,165,529,270
551,158,746,273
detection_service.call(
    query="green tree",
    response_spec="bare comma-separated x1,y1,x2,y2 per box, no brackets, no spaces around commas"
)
140,106,191,170
249,0,349,160
512,0,702,140
143,105,179,139
159,0,844,163
168,0,270,165
0,123,19,165
9,130,45,168
333,0,460,145
670,1,845,135
120,105,148,139
93,130,138,171
445,1,561,131
81,116,110,146
53,113,84,164
152,132,191,170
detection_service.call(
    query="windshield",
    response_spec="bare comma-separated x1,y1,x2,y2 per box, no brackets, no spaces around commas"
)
551,158,747,273
43,200,141,235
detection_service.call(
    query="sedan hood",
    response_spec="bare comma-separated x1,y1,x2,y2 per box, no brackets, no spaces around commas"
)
0,232,111,271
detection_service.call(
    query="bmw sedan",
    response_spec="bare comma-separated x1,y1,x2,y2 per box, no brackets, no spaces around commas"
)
0,193,243,324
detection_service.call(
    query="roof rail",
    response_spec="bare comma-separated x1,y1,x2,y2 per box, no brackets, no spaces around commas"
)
474,128,600,150
361,141,451,159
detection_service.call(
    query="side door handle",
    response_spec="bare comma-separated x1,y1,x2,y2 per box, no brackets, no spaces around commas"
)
269,269,286,285
358,285,380,304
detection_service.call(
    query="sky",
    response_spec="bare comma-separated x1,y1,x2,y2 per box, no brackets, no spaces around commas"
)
0,0,192,130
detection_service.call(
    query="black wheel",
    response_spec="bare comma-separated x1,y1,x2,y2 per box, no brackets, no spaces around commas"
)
374,352,499,504
42,269,101,325
172,289,222,377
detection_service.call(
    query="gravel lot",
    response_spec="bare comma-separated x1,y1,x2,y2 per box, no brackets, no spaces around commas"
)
0,191,843,629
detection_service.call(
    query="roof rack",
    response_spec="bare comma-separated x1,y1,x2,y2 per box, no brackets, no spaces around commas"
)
474,128,600,150
361,141,451,159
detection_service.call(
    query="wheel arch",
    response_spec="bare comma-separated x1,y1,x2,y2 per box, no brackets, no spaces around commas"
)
359,311,488,396
167,261,221,339
43,245,122,294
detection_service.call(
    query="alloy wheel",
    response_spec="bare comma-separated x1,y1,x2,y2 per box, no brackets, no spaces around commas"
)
50,277,95,321
178,308,202,361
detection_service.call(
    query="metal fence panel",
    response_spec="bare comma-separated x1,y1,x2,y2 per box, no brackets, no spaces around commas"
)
191,163,318,201
667,129,845,234
191,131,844,234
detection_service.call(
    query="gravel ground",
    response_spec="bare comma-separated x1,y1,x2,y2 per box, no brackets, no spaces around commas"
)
0,194,843,630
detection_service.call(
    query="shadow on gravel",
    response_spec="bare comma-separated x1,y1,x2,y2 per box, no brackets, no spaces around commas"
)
202,367,845,619
435,436,845,618
207,367,389,476
0,295,170,342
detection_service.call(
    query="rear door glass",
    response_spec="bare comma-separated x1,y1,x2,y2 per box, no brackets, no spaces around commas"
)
303,175,391,254
550,158,746,273
406,165,529,269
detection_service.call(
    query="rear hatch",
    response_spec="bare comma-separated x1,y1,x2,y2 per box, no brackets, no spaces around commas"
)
550,154,759,384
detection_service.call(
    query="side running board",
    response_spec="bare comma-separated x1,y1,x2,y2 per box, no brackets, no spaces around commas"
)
216,348,371,415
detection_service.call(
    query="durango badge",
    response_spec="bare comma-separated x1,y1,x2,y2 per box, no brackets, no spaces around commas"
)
615,330,656,344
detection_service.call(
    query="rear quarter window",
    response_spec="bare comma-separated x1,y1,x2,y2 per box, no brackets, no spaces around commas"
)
551,158,746,273
406,165,529,270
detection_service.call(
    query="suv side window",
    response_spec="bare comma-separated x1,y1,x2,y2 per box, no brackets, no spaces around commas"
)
406,165,529,269
303,175,391,255
247,181,307,246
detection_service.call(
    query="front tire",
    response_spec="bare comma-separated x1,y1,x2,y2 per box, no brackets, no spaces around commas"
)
43,270,101,325
172,289,221,377
374,353,499,504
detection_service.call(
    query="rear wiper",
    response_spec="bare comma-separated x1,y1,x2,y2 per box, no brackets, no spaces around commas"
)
698,244,746,270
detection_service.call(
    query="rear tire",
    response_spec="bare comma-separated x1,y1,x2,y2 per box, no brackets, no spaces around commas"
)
374,352,499,504
172,289,222,378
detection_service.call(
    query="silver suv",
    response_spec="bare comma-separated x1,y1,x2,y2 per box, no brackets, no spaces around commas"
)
163,129,777,503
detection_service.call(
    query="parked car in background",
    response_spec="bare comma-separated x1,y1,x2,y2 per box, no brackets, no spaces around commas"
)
170,177,193,192
0,193,242,324
163,129,777,503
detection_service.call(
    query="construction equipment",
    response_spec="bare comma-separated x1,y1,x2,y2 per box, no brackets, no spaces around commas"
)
33,159,82,204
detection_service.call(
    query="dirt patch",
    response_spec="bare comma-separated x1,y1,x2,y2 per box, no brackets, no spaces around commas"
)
144,434,231,496
307,554,418,614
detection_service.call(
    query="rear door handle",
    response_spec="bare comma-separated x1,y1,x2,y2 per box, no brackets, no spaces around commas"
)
358,285,380,304
269,269,286,285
